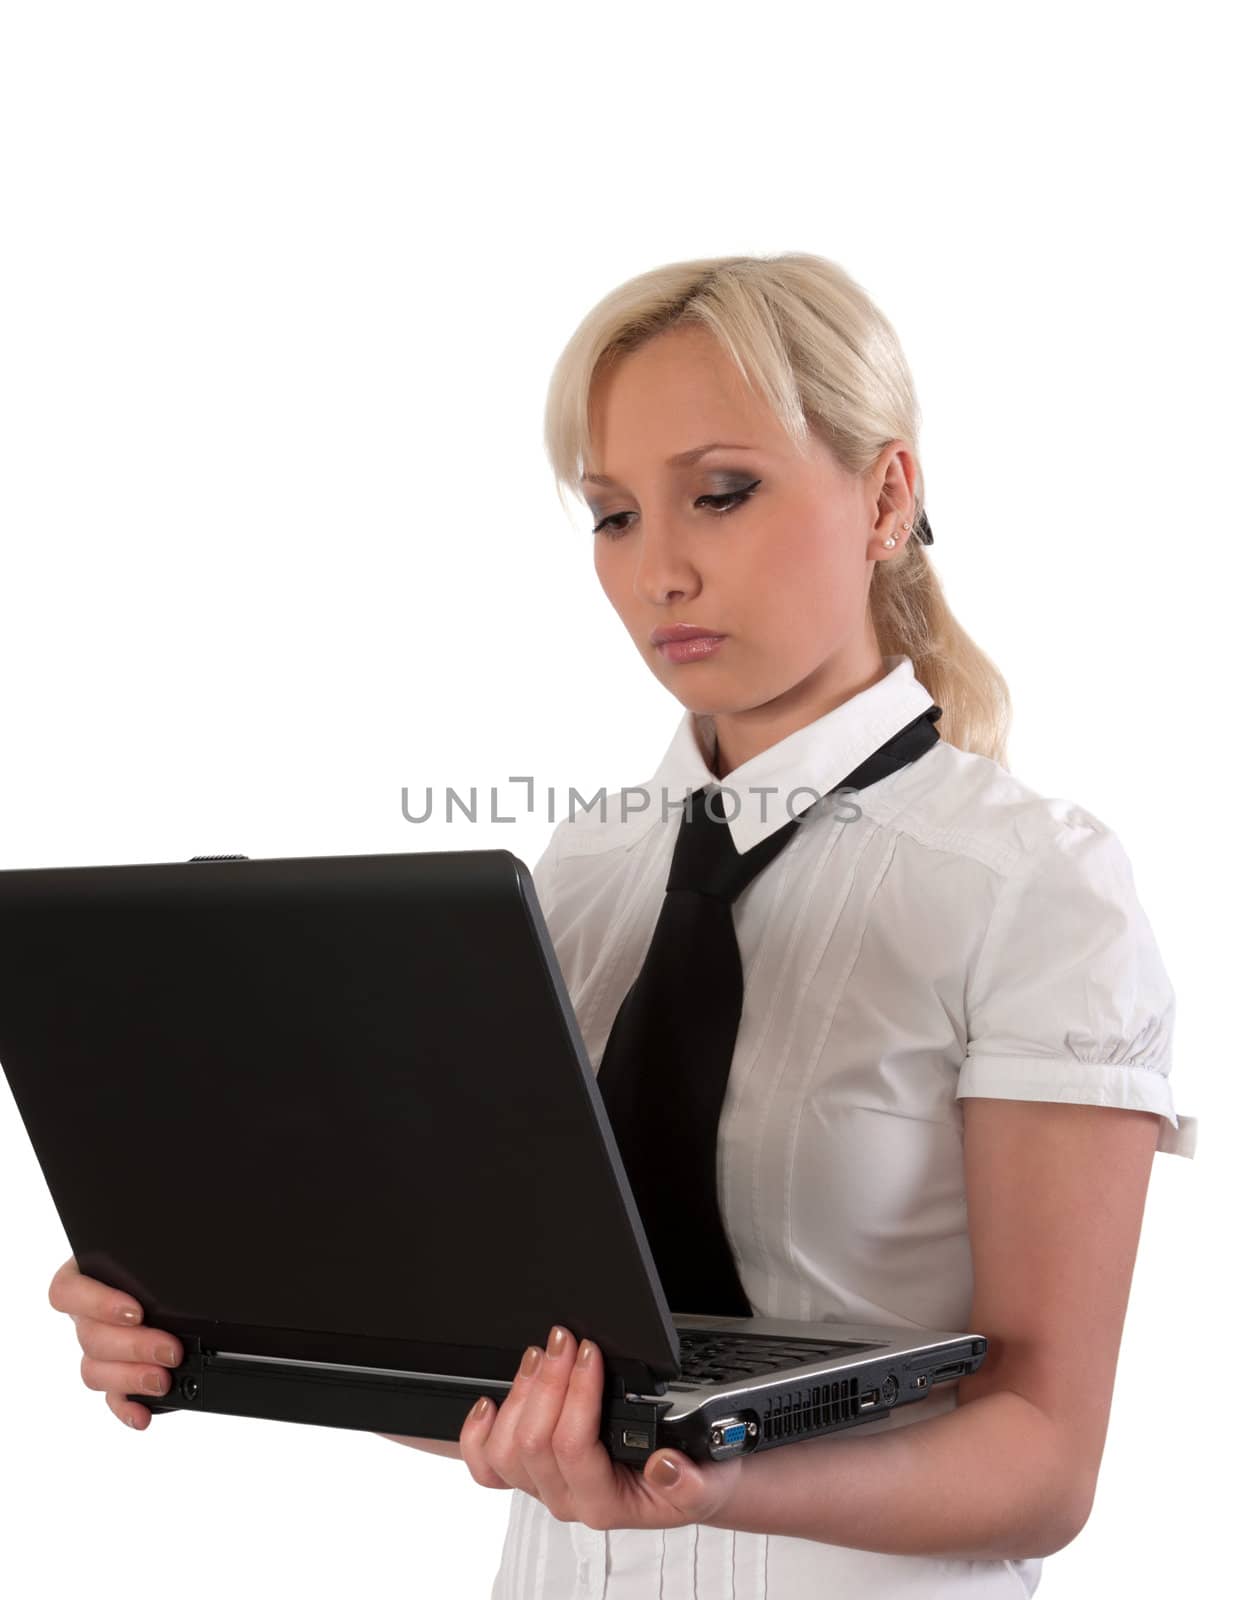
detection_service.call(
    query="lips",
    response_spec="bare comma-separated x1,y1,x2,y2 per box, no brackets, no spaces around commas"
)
650,624,726,646
653,632,728,664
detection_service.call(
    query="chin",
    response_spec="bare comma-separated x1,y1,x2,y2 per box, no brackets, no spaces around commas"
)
664,682,764,718
666,669,817,720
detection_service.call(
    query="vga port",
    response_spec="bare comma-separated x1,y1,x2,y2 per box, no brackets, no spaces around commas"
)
709,1416,756,1457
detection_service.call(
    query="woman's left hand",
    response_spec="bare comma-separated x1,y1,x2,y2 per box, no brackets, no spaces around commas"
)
459,1324,745,1532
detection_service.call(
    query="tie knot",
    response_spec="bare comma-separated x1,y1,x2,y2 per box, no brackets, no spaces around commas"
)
662,706,944,906
666,786,800,905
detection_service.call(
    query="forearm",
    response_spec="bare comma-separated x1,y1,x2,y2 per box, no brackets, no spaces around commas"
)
704,1391,1087,1562
376,1432,464,1460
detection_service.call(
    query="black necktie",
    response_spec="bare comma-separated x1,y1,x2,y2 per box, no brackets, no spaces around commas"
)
595,703,944,1316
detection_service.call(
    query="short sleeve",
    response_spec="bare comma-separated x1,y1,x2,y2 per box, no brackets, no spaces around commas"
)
956,818,1199,1159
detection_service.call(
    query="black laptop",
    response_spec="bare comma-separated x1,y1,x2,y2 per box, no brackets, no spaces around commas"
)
0,848,985,1466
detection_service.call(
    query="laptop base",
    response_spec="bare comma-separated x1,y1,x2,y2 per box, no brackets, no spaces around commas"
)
129,1327,986,1467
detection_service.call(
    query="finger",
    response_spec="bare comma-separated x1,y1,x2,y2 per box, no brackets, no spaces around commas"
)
511,1326,584,1515
480,1345,547,1498
49,1259,144,1326
80,1354,173,1404
105,1389,154,1431
549,1338,619,1513
71,1319,183,1369
458,1394,511,1488
639,1449,746,1528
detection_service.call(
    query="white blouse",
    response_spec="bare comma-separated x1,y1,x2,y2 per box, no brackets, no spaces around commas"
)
490,653,1198,1600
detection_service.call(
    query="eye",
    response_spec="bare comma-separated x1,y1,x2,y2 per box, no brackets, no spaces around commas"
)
591,480,762,540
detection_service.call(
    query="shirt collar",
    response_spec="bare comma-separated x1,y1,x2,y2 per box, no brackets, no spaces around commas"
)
641,653,937,855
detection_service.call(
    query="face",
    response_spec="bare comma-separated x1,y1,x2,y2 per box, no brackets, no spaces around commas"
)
582,326,915,773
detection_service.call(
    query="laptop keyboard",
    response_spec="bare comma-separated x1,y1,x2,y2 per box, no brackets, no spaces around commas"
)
673,1329,870,1389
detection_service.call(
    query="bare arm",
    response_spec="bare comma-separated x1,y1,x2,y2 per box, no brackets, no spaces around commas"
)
706,1099,1160,1560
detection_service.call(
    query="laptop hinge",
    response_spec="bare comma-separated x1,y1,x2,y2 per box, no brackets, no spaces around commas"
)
181,1340,672,1399
608,1361,669,1399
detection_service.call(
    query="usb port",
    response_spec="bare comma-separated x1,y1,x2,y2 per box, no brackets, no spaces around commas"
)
621,1429,650,1450
859,1387,881,1410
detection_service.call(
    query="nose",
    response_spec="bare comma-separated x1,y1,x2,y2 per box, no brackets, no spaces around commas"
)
630,513,701,608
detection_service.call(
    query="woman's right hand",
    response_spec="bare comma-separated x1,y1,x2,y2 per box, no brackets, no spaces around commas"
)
47,1255,184,1431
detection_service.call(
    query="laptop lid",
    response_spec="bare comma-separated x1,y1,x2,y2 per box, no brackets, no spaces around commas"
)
0,849,682,1395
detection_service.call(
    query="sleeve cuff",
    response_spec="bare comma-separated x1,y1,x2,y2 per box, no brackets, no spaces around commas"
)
956,1052,1199,1159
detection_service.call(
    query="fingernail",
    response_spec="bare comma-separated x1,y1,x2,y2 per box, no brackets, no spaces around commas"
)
546,1325,568,1359
142,1372,166,1395
156,1344,179,1367
648,1455,681,1488
578,1340,595,1367
118,1307,140,1324
520,1346,543,1377
472,1396,491,1421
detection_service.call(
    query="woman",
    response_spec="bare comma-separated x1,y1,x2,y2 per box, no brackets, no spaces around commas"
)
51,253,1198,1596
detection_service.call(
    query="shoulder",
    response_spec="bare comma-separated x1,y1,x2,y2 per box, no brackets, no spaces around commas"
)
537,738,1141,895
531,779,665,864
525,789,649,920
857,737,1132,887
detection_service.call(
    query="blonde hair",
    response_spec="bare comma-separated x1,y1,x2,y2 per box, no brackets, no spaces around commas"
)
542,251,1011,767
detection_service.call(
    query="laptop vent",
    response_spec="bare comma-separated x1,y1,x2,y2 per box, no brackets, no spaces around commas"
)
761,1378,860,1442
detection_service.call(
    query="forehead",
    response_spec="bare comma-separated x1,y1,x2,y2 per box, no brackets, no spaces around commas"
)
583,330,780,485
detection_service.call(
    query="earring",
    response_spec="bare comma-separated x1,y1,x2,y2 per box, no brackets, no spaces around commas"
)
883,521,911,550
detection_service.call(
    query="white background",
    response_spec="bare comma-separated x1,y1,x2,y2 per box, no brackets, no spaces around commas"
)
0,2,1244,1594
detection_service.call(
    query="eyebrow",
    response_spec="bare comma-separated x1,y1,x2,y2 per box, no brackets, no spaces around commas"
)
580,442,757,488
